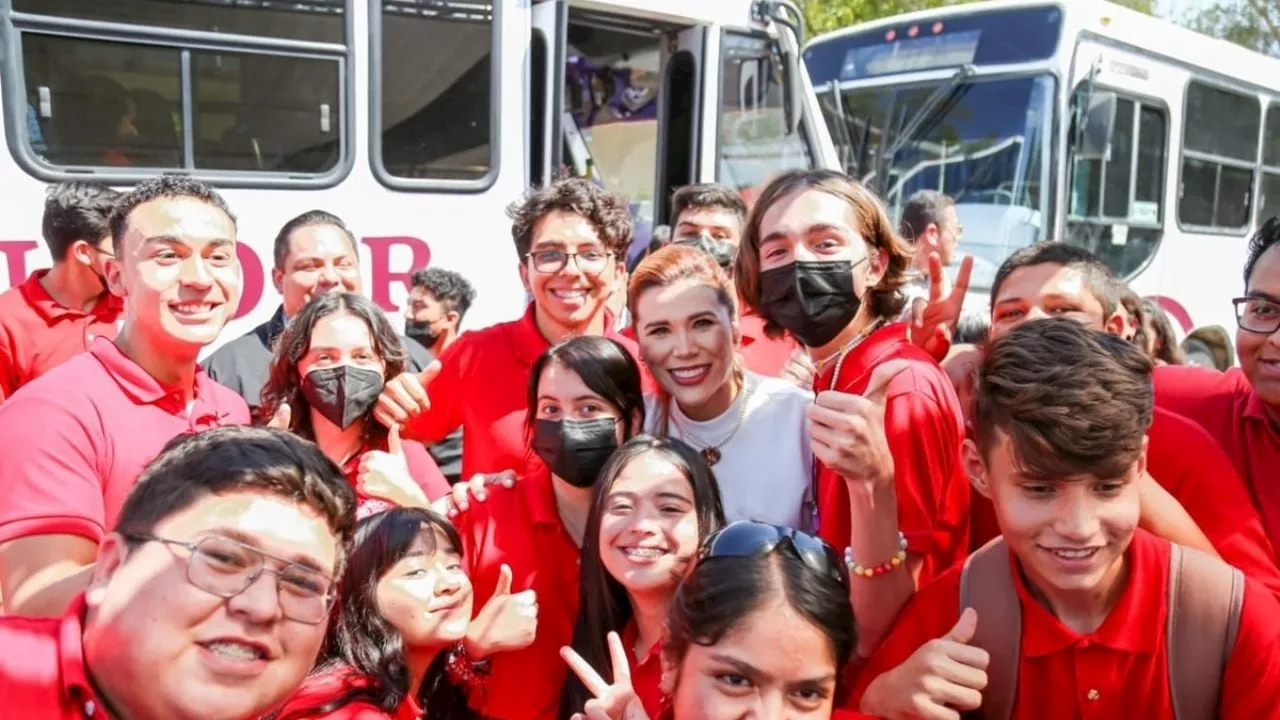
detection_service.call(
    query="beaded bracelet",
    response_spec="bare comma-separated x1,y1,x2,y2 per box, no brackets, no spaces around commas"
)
844,532,908,578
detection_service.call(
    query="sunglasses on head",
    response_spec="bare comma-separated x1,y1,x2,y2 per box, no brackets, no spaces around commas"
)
698,521,848,587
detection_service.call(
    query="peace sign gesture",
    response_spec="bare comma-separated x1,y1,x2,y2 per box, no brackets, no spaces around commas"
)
560,632,651,720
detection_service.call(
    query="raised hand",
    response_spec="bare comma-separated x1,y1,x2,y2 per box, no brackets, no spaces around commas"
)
357,424,428,507
910,253,974,361
779,347,818,389
432,470,519,519
265,402,292,430
561,631,651,720
465,564,538,658
374,360,442,428
807,359,913,490
859,608,989,720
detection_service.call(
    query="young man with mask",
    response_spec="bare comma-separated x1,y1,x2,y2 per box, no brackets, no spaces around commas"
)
962,242,1280,596
374,178,641,479
204,210,433,421
405,267,476,484
854,319,1280,719
0,175,251,617
1154,219,1280,546
0,182,122,402
0,425,357,720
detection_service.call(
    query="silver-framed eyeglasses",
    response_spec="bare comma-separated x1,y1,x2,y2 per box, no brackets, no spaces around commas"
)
1233,295,1280,334
125,533,336,624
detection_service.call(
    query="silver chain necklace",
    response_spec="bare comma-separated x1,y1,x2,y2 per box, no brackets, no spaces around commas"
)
823,319,886,392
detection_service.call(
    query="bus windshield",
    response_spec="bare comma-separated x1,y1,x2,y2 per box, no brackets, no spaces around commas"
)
816,73,1056,289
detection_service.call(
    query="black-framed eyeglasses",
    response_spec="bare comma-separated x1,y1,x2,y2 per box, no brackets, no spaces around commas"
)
1233,295,1280,334
125,533,336,624
698,521,848,587
525,248,613,275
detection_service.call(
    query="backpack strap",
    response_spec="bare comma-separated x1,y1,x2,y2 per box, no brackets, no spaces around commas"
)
958,537,1020,720
1166,543,1245,720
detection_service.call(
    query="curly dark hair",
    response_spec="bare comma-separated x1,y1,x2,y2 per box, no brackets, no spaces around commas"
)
260,292,407,440
976,318,1154,481
410,267,477,322
507,177,632,259
1246,216,1280,288
108,174,236,250
41,181,121,258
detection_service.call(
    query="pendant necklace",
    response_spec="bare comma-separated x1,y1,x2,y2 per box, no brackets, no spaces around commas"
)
671,379,752,466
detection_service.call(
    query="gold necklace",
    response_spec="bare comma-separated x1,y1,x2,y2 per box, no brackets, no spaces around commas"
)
670,377,752,466
823,319,886,392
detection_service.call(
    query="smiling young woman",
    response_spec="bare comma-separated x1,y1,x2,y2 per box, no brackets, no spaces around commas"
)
628,245,816,529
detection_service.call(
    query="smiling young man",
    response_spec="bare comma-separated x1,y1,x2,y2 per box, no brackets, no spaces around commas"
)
855,319,1280,719
0,425,356,720
957,242,1280,597
204,210,432,421
1154,219,1280,545
0,175,251,617
375,177,641,479
0,182,122,403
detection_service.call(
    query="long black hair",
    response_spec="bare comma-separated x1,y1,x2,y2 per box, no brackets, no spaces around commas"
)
261,291,407,436
525,335,646,440
666,541,857,703
278,507,471,720
558,435,726,719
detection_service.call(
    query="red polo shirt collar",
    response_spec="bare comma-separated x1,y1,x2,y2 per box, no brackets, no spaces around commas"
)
20,270,122,324
510,303,621,367
1012,533,1163,658
1245,388,1273,424
816,322,910,390
59,593,112,719
89,338,224,414
522,467,565,528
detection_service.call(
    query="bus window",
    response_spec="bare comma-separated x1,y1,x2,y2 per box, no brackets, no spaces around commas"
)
192,52,341,173
1066,92,1166,279
1258,103,1280,224
377,1,495,183
1179,81,1259,231
21,34,183,168
718,31,811,198
12,0,345,44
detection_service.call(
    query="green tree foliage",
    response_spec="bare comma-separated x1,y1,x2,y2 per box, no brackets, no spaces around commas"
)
1181,0,1280,57
801,0,1154,36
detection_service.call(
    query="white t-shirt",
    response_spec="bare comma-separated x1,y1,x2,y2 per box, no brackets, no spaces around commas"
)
645,371,815,530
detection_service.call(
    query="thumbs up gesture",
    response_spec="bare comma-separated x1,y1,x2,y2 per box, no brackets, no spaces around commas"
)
374,360,442,428
356,424,428,508
859,607,989,719
265,402,292,430
465,564,539,659
806,359,913,490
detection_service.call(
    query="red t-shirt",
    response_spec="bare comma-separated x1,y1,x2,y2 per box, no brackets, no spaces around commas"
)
968,405,1280,597
738,311,798,378
1154,365,1280,547
0,593,115,719
0,270,123,403
273,666,423,720
400,304,641,479
814,323,970,586
853,530,1280,717
339,439,451,520
621,620,667,720
452,469,581,720
0,338,250,544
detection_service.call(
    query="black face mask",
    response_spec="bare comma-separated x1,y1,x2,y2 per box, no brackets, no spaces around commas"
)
531,418,619,488
301,365,385,430
674,233,737,270
405,319,439,348
758,259,863,348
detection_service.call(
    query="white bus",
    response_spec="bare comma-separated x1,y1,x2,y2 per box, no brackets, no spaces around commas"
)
804,0,1280,366
0,0,834,352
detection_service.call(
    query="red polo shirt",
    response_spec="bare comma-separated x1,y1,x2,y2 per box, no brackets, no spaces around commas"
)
738,311,798,378
1154,365,1280,546
969,405,1280,597
0,270,123,403
0,593,114,719
401,304,641,479
0,338,250,544
452,468,581,720
274,666,423,720
852,530,1280,717
339,439,451,520
815,322,970,586
621,620,667,720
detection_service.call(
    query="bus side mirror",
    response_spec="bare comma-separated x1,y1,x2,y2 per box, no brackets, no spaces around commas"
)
1075,90,1117,160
